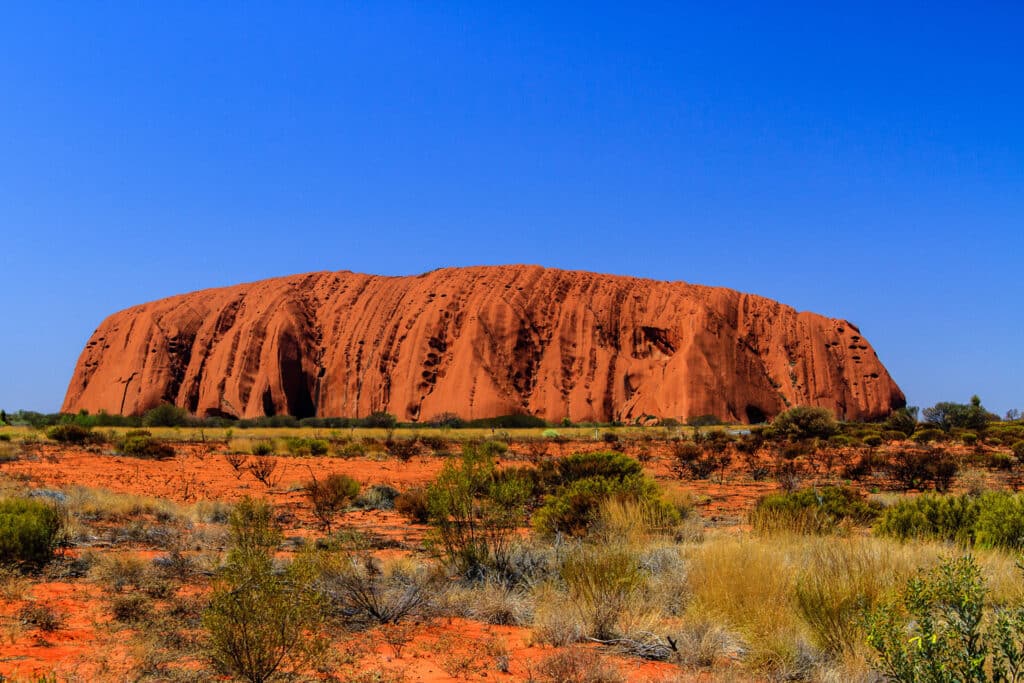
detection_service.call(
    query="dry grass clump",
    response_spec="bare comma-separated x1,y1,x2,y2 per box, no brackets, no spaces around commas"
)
533,647,625,683
65,486,185,523
443,578,534,625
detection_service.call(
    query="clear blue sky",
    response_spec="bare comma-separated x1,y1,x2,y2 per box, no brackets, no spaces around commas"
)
1,3,1021,416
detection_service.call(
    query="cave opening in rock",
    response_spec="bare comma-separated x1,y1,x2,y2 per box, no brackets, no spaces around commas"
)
745,405,768,424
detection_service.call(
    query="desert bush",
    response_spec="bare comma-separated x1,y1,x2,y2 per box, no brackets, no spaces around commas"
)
554,451,641,484
18,602,64,632
560,544,645,640
118,433,176,460
315,553,438,625
889,449,959,491
769,406,839,440
46,423,97,444
337,440,367,458
669,441,714,479
353,484,400,510
283,437,329,456
91,554,149,592
204,498,325,683
750,486,882,536
533,474,679,538
874,492,1024,550
865,554,1024,683
862,434,883,447
110,592,154,623
912,427,946,443
445,578,534,625
0,498,63,569
534,647,625,683
875,494,981,546
885,407,919,437
426,444,529,578
394,487,429,524
305,473,360,532
247,456,280,489
142,403,190,427
387,438,421,462
1012,441,1024,461
250,440,275,456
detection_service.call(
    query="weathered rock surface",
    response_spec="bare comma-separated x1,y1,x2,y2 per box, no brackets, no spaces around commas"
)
62,265,904,422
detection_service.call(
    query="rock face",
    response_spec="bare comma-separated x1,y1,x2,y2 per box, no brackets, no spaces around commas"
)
63,265,904,423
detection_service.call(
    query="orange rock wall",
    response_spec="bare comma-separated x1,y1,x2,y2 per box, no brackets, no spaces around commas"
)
62,265,905,422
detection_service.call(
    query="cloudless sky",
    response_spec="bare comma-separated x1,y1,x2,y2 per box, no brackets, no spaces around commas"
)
1,2,1021,416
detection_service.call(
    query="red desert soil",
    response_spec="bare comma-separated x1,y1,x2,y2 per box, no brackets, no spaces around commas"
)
63,264,904,423
10,438,903,681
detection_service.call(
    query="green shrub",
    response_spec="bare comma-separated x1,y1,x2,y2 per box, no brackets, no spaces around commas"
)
203,498,325,683
750,486,882,535
250,440,275,456
863,434,883,447
912,428,945,443
337,441,367,458
873,492,1024,551
974,493,1024,550
426,444,529,578
117,434,175,460
283,437,329,457
875,494,980,545
141,404,189,427
769,406,839,440
1012,441,1024,461
533,474,678,538
884,408,919,437
555,451,641,485
46,423,96,444
0,498,63,569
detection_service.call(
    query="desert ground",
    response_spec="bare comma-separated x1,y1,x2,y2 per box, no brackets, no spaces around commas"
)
2,413,1024,682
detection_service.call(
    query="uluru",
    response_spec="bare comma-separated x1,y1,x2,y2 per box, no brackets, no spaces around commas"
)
62,265,905,423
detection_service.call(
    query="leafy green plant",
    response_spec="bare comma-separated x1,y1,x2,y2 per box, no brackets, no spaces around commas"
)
865,554,1024,683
